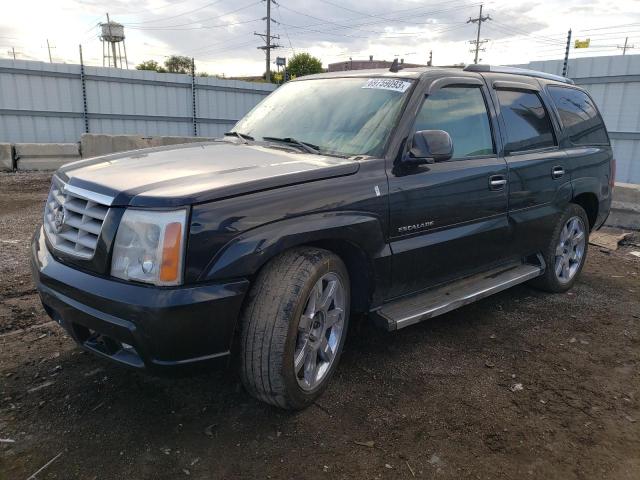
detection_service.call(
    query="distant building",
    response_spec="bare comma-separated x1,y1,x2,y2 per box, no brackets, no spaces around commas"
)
328,56,426,72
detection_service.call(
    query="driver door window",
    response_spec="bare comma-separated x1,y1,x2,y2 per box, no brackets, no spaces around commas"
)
414,87,495,159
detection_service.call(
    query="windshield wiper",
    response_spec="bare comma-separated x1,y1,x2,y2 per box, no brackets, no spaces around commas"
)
262,136,321,155
224,131,254,142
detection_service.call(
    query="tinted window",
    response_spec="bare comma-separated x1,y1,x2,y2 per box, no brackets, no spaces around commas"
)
496,89,556,153
548,86,609,145
414,87,494,158
233,77,414,157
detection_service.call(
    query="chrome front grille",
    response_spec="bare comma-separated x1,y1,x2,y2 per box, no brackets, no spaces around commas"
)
43,177,112,259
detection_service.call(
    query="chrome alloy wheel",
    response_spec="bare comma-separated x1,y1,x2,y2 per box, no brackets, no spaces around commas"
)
554,216,586,284
294,272,346,391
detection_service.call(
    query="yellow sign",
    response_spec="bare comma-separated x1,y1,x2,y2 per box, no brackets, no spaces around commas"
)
574,39,591,49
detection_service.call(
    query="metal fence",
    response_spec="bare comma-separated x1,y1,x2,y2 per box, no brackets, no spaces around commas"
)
0,59,276,144
514,55,640,185
2,56,637,184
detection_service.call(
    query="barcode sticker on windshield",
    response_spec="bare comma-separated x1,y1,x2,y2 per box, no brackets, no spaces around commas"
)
362,78,412,93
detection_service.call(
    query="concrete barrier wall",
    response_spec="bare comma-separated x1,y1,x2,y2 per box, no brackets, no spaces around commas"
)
0,143,13,170
1,137,638,230
14,143,81,171
1,134,219,171
80,134,217,159
606,183,640,230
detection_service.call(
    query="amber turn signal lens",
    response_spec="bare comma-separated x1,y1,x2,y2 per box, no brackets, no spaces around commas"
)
160,222,182,283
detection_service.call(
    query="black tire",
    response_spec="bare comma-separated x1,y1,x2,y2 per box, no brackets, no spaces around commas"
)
240,247,350,409
530,203,590,293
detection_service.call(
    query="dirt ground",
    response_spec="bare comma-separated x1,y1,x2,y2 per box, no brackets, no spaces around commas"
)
0,171,639,480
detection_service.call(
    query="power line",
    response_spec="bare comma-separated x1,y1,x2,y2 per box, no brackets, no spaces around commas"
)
122,1,262,30
485,22,565,46
125,18,262,31
489,20,565,43
275,3,295,55
278,1,481,35
114,0,198,17
315,0,479,27
122,0,225,25
280,20,469,41
580,22,640,32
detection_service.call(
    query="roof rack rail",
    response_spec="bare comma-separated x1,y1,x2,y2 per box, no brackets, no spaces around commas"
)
463,64,574,85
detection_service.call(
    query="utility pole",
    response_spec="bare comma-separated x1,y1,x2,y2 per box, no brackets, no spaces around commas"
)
46,38,53,63
562,29,572,77
617,37,635,55
467,4,491,64
266,0,271,78
428,50,433,67
10,47,16,60
255,0,280,82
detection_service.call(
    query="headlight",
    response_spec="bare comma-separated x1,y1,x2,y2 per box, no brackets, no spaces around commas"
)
111,209,187,286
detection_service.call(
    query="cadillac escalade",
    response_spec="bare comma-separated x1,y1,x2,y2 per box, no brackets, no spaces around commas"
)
31,64,614,409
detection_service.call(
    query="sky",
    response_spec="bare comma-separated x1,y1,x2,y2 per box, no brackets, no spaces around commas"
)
0,0,639,76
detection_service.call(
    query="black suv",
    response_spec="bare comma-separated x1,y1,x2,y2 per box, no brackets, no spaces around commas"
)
31,65,614,409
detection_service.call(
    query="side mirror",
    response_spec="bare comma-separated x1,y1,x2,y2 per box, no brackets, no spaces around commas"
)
407,130,453,163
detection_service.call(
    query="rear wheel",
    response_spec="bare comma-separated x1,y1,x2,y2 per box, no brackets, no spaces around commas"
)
531,203,589,293
240,248,350,409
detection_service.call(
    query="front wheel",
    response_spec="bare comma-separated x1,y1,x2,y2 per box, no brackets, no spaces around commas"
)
240,248,350,409
530,203,590,293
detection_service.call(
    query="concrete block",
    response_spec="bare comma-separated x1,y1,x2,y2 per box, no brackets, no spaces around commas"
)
605,183,640,230
0,143,14,171
14,143,81,171
80,134,217,159
14,143,79,158
612,182,640,204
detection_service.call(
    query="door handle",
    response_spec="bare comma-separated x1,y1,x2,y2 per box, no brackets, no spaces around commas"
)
489,175,507,191
552,166,565,179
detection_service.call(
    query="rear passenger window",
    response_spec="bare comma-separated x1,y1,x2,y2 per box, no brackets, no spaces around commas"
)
496,89,556,154
414,87,494,158
548,86,609,145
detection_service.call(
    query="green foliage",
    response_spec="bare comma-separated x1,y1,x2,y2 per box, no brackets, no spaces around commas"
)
136,60,166,73
271,71,283,84
262,70,279,83
286,53,323,78
163,55,193,74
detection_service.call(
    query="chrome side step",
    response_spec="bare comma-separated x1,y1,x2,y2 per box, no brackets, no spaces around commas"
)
375,263,543,331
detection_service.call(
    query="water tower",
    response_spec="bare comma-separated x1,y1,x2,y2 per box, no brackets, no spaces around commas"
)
99,18,128,69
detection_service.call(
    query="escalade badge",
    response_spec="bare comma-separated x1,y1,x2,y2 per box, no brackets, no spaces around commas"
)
398,220,435,233
53,207,66,232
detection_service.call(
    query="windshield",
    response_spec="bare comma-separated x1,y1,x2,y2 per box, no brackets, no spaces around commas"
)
232,77,414,157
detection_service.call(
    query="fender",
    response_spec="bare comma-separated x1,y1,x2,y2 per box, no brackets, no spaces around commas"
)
572,176,607,201
565,145,611,202
200,211,391,287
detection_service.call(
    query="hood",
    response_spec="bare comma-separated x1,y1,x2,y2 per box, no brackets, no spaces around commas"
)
57,141,360,207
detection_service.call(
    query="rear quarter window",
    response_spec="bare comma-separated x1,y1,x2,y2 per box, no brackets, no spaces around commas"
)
495,89,556,154
547,86,609,146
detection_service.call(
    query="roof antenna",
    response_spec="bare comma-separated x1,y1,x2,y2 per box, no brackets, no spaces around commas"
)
389,58,400,72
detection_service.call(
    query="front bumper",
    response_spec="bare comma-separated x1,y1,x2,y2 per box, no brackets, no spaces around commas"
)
31,226,249,373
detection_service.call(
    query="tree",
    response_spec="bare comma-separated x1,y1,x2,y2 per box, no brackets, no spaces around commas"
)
262,70,279,83
136,60,166,73
164,55,193,74
286,53,323,78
